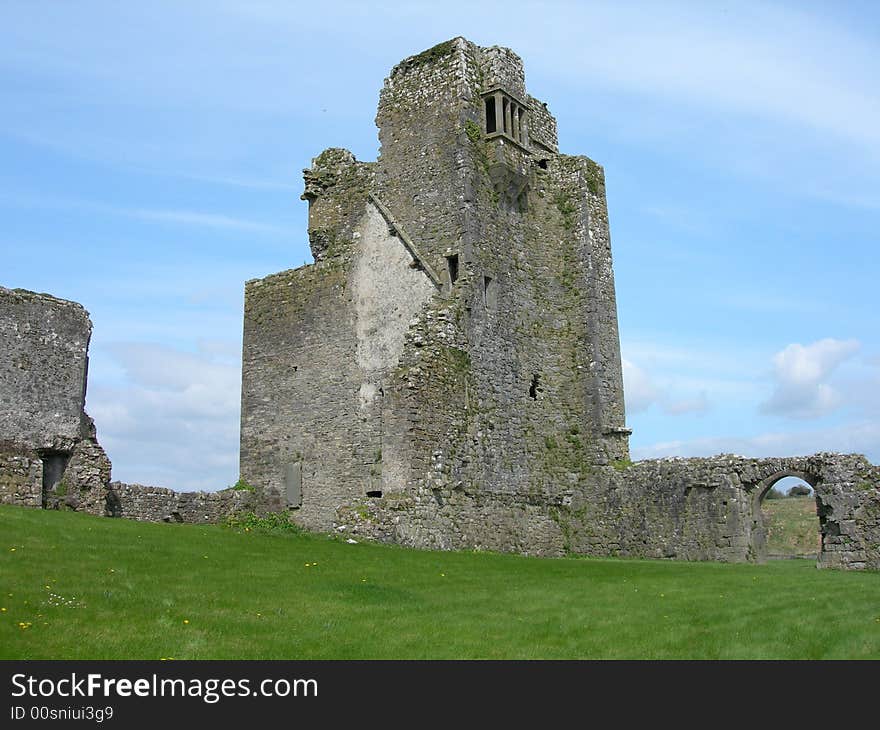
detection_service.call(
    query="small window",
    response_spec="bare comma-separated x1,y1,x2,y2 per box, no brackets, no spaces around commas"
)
502,97,509,135
483,275,496,311
529,374,541,400
485,97,496,134
366,490,383,498
446,254,459,286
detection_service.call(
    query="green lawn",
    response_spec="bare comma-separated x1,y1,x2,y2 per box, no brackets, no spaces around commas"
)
763,496,821,557
1,505,878,659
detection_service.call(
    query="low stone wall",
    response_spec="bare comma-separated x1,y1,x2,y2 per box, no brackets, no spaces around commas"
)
108,482,256,523
335,452,880,570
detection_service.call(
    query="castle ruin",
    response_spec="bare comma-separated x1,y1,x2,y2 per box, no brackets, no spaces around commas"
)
239,38,880,568
2,39,878,569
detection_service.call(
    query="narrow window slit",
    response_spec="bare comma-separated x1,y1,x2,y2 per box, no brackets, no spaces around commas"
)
529,374,541,400
446,254,459,286
483,275,496,310
366,490,383,498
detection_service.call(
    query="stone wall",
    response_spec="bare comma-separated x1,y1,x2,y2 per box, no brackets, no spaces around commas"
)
241,37,631,536
337,453,880,570
108,483,255,523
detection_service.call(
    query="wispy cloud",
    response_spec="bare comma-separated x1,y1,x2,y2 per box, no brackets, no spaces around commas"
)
761,338,860,418
128,208,284,234
537,2,880,151
0,191,287,234
623,358,713,416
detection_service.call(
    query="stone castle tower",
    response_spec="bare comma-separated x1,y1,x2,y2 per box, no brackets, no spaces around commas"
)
239,37,631,549
239,38,879,566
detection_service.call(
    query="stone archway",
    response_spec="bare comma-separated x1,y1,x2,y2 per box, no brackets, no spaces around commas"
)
750,468,822,562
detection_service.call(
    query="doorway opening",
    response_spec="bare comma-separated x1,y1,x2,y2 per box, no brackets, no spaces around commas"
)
754,472,821,561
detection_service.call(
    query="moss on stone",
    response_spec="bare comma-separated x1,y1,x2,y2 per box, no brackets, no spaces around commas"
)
553,191,576,230
394,39,457,76
583,159,602,195
465,119,482,146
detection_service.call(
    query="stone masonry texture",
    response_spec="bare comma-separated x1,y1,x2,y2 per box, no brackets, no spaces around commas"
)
239,38,880,569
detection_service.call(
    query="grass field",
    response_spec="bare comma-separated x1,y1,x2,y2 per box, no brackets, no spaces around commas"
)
763,496,822,558
2,505,879,659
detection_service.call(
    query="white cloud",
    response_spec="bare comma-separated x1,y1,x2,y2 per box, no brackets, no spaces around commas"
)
663,392,709,416
86,342,241,491
761,338,860,418
622,359,658,413
623,358,713,416
537,2,880,152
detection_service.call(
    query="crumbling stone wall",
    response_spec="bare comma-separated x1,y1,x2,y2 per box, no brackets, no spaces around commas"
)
339,453,880,570
108,483,255,523
0,442,42,508
0,287,112,514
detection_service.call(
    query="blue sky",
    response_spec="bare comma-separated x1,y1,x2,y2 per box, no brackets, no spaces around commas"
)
2,1,878,490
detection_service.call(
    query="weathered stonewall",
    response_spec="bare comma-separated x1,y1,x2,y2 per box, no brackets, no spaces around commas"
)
239,37,880,569
0,286,111,513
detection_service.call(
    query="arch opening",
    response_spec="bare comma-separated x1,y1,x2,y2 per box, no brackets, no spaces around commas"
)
751,470,823,562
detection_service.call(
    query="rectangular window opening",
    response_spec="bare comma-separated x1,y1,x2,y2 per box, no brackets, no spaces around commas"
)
446,254,459,286
502,97,509,134
483,275,496,311
484,97,496,134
